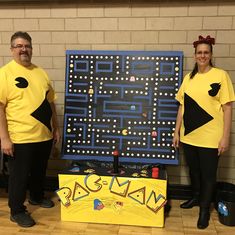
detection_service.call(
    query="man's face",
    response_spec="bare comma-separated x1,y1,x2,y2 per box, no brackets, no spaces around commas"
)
11,37,32,67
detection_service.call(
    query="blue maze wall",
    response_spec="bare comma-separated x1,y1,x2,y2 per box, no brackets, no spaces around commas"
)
62,50,183,165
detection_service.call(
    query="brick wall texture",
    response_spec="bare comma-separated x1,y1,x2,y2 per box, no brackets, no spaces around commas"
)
0,0,235,185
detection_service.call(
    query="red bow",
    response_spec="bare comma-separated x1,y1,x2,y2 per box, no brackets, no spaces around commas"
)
193,35,215,48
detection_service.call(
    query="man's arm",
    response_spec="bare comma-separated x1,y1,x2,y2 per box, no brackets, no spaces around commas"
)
0,102,14,156
50,102,60,144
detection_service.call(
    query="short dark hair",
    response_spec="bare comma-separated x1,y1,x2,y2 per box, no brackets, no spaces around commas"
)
10,31,32,47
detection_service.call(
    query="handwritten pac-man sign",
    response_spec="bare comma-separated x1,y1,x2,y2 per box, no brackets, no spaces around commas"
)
57,173,167,227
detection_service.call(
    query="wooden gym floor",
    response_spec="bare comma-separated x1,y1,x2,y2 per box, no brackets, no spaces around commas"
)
0,189,234,235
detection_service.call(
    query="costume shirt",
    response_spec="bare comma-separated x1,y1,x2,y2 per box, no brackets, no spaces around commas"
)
176,67,235,148
0,60,56,143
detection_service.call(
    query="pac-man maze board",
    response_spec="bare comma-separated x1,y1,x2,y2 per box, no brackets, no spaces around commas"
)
62,50,183,165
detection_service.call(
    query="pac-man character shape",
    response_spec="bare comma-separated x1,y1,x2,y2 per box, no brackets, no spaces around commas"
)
208,83,221,97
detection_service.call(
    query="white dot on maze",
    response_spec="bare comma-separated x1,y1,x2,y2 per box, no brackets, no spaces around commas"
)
112,146,115,149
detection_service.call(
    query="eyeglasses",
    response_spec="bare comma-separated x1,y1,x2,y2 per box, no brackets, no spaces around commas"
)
12,44,32,50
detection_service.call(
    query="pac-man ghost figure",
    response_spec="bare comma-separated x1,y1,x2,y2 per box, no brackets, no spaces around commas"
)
94,199,104,210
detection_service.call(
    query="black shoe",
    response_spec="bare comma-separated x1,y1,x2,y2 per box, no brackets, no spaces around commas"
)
10,212,36,227
180,198,199,209
28,198,54,208
197,209,210,229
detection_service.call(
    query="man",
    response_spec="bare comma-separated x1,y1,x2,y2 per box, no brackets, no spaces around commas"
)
0,31,60,227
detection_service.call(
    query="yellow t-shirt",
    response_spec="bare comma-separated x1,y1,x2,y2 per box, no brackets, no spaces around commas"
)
176,67,235,148
0,60,56,143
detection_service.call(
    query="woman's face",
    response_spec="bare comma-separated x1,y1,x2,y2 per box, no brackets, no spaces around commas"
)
194,43,212,68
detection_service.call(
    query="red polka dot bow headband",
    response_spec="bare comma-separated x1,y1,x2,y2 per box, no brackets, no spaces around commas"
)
193,35,215,48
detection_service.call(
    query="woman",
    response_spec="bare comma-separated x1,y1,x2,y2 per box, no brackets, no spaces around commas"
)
173,35,235,229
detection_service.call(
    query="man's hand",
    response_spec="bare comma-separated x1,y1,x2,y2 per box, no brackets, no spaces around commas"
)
1,137,14,157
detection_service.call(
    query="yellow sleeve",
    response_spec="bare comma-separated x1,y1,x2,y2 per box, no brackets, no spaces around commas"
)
219,70,235,104
0,69,8,105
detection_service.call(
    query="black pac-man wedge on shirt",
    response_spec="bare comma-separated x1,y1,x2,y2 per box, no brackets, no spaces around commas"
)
208,83,221,97
15,77,28,88
183,93,213,135
31,91,52,131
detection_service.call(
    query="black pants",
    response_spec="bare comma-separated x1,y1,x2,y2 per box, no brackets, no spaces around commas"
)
6,140,53,215
183,143,219,208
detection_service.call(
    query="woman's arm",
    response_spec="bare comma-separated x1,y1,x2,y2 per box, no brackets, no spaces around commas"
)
218,102,233,155
172,104,183,149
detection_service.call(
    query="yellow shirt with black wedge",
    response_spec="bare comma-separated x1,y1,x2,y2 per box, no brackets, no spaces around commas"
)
0,60,56,143
176,67,235,148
